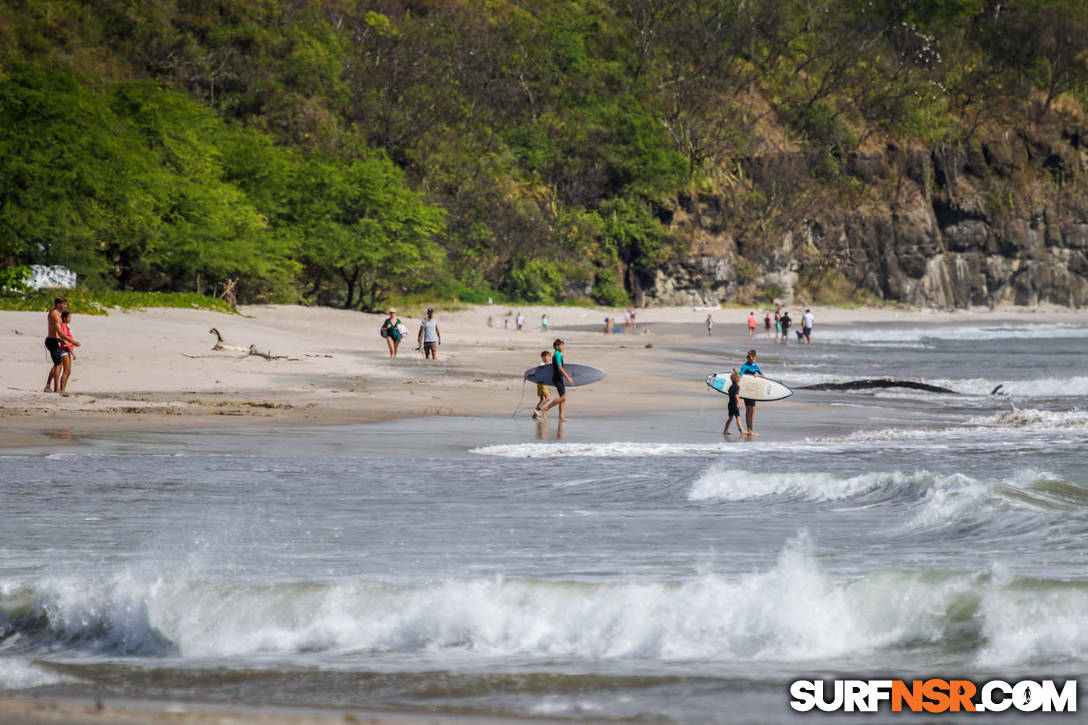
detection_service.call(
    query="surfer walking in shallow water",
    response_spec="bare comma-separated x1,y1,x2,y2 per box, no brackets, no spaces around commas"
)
739,349,764,435
538,338,573,422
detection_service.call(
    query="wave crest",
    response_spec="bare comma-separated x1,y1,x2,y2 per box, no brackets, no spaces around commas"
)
5,541,1088,671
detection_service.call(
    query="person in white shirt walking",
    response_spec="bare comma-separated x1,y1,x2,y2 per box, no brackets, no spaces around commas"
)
802,309,814,344
419,307,441,359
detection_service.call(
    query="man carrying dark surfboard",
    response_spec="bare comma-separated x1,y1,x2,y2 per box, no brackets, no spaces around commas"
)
538,339,574,422
739,349,764,435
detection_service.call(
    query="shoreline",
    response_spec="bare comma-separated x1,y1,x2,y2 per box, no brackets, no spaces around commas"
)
3,303,1086,447
0,695,646,725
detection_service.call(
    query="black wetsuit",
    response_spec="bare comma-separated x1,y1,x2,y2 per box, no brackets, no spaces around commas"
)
552,349,566,396
727,382,741,417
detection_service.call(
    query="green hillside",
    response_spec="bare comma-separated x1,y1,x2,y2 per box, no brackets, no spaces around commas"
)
2,0,1086,309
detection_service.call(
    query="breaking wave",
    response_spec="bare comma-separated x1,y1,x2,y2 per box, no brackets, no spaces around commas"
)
5,536,1088,673
689,467,1088,530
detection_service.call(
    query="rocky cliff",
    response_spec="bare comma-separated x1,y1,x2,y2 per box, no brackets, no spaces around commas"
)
644,124,1088,309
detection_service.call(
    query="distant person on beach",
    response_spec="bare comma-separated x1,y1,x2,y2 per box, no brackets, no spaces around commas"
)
774,309,782,341
764,312,772,338
722,371,746,436
541,313,549,332
418,307,441,359
706,314,714,336
516,312,525,331
538,339,573,422
533,350,551,418
747,312,757,339
739,349,764,435
380,308,403,357
604,317,614,334
779,311,791,343
44,296,79,393
802,309,814,344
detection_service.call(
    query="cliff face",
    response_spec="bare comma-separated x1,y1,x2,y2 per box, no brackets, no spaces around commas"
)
645,125,1088,309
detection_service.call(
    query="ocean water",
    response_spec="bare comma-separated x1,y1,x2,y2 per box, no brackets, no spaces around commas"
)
2,321,1087,723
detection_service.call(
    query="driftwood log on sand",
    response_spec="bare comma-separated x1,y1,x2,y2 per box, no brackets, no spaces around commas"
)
206,328,296,360
798,379,958,394
209,328,248,352
247,344,289,360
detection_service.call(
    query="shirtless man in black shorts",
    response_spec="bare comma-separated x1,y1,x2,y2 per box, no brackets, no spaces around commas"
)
44,296,79,393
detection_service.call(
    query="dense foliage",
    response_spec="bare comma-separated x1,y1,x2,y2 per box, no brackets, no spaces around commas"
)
2,0,1085,308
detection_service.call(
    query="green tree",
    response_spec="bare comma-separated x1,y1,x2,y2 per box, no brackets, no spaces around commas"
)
292,152,446,310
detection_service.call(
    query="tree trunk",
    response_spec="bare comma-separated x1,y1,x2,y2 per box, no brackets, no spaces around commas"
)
340,266,360,309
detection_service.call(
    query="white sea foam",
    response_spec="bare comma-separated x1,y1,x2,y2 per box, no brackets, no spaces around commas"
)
8,535,1088,670
0,538,969,666
903,473,991,530
967,408,1088,430
819,322,1088,345
906,468,1088,532
828,408,1088,445
471,442,736,458
836,427,936,442
0,659,70,689
689,469,907,502
689,467,1085,532
977,572,1088,666
926,376,1088,398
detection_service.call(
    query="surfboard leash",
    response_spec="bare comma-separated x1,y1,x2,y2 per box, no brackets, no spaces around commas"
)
512,376,529,417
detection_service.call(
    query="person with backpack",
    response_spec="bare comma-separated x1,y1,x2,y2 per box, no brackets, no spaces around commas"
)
380,308,404,357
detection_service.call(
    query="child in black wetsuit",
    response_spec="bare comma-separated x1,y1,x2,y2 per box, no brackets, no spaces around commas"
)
722,371,745,435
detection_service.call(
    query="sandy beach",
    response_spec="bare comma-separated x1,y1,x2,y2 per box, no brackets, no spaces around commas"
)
3,302,1086,447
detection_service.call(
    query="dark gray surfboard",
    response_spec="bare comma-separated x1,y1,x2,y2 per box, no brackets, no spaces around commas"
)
524,363,607,387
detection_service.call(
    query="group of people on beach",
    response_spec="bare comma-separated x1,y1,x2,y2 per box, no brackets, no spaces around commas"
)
38,297,786,437
747,308,814,343
43,296,80,394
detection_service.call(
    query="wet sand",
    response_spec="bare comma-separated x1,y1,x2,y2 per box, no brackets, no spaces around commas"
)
0,695,639,725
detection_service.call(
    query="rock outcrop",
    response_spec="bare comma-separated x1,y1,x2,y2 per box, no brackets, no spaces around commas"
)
646,124,1088,308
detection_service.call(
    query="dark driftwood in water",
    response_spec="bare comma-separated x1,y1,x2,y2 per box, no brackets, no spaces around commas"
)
799,378,958,394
